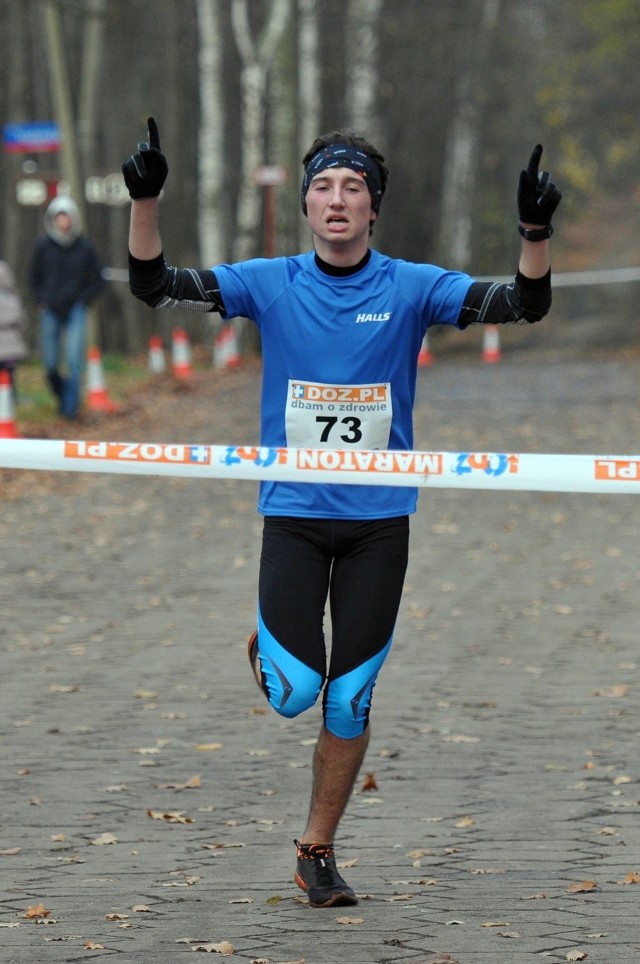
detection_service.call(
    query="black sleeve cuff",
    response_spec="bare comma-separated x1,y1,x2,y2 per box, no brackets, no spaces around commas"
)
516,267,551,290
128,251,165,272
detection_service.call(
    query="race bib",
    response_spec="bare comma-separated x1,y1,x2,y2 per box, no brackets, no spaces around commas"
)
285,379,392,450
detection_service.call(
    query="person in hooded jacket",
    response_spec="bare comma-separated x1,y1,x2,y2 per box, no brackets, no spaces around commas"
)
30,196,105,419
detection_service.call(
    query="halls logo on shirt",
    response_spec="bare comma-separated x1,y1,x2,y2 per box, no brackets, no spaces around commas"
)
355,310,392,323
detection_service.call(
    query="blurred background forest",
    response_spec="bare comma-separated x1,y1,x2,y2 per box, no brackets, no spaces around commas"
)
1,0,640,355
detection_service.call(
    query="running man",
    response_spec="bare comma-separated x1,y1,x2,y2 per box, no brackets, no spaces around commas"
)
122,120,561,907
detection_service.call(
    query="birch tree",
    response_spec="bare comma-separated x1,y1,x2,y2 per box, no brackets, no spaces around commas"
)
230,0,292,262
297,0,320,160
437,0,501,269
345,0,383,148
296,0,320,248
196,0,225,266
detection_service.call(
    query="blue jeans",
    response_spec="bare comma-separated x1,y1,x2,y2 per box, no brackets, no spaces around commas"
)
40,304,87,418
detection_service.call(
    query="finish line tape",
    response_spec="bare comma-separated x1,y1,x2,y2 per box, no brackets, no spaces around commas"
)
1,439,640,493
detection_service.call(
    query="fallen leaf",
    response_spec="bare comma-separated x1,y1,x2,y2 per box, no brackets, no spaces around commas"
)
566,880,597,893
132,746,161,755
481,921,511,928
134,689,159,699
84,940,105,950
521,892,546,900
361,772,378,791
440,734,479,743
337,916,364,924
190,941,234,953
147,809,194,824
228,898,253,904
102,784,128,793
202,842,245,850
591,685,628,698
566,952,588,962
424,956,459,964
193,742,224,752
132,905,153,913
612,774,632,785
622,871,640,884
24,904,50,919
266,895,283,905
337,857,358,869
455,816,475,828
596,827,618,836
496,931,521,939
159,774,202,790
0,847,21,856
105,913,129,921
91,833,118,846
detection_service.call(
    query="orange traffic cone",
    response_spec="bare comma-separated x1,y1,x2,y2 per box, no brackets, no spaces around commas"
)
417,332,434,367
86,346,119,412
171,328,193,378
148,334,166,374
213,323,241,370
482,324,502,364
0,369,19,438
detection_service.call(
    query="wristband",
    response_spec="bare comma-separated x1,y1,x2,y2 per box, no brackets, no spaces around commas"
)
519,224,553,242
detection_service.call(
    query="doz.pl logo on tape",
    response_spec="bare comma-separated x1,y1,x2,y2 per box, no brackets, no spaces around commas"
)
453,453,519,477
64,440,212,465
595,458,640,482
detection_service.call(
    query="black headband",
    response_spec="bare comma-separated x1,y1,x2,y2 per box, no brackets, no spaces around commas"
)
301,144,384,215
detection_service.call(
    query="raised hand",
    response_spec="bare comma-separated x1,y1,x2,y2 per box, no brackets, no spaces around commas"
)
517,144,562,226
122,117,169,200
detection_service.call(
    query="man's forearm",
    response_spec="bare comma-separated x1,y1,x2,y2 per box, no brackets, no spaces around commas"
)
128,198,162,260
518,236,550,280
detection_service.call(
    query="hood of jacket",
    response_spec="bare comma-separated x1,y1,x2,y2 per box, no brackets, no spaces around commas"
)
44,195,82,247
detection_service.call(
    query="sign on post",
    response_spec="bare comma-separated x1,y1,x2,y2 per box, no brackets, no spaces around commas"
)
253,165,288,186
3,122,60,153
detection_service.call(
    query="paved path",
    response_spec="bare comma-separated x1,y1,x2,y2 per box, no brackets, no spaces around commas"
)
1,355,640,963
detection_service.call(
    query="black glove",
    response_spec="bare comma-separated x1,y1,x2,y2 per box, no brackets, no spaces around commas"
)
122,117,168,199
517,144,562,225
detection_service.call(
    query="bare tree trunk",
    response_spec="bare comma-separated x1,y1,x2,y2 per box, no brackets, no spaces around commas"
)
438,0,501,269
196,0,226,267
269,30,296,256
42,0,85,224
296,0,320,248
230,0,291,263
3,3,29,286
345,0,383,148
77,0,106,176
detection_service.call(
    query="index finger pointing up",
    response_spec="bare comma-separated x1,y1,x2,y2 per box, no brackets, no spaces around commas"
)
527,143,543,179
147,117,161,151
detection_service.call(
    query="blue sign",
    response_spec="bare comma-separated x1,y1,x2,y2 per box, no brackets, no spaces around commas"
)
3,121,60,153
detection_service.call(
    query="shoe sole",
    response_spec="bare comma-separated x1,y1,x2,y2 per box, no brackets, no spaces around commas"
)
294,870,358,908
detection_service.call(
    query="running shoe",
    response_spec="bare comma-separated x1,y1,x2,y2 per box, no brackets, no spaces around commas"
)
294,839,358,907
